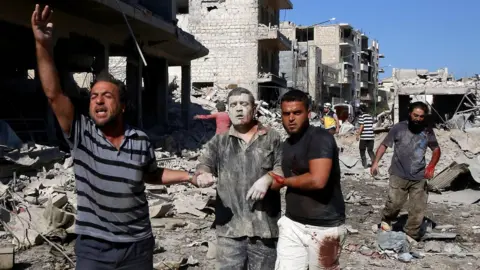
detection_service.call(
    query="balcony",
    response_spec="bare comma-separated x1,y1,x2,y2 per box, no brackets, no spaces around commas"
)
379,68,385,73
258,24,292,51
361,63,369,72
340,69,353,84
360,82,368,88
258,72,287,88
340,38,354,47
379,53,385,58
360,93,372,101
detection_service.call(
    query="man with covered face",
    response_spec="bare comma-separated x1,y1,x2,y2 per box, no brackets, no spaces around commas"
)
195,87,283,269
32,5,212,269
371,101,441,240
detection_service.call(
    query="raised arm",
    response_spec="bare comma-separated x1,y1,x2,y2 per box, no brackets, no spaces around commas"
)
32,5,74,135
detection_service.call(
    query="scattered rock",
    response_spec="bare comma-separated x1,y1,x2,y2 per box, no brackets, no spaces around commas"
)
443,243,462,254
206,241,216,259
424,241,443,253
398,252,413,263
345,225,359,234
461,212,471,218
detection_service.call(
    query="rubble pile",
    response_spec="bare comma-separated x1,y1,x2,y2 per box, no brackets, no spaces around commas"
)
397,71,478,88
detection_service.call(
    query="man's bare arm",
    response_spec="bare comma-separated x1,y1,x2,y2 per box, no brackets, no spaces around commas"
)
283,158,332,190
32,5,74,134
428,147,441,167
373,144,387,165
145,168,191,185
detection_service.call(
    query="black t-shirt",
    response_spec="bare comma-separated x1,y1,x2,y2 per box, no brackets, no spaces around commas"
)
282,125,345,227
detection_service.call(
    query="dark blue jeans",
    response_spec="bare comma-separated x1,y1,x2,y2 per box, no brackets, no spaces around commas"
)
216,236,277,270
75,234,154,270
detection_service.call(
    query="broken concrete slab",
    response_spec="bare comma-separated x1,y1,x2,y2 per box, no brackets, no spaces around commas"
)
429,189,480,205
428,162,470,191
455,155,480,184
0,246,14,270
421,232,457,241
7,206,49,248
51,194,68,208
149,201,174,218
450,129,480,156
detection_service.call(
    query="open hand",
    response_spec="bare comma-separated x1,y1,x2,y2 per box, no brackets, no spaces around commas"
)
31,4,54,47
246,174,273,201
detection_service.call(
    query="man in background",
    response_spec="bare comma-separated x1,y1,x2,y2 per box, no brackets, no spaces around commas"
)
356,104,375,168
321,103,340,135
371,101,441,240
194,101,231,134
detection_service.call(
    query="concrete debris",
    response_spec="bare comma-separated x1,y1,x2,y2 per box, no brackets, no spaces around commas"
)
450,129,480,156
427,162,470,192
377,231,410,253
0,246,14,270
424,241,443,253
396,68,475,89
375,110,394,129
149,201,174,218
443,243,463,254
429,189,480,205
398,252,413,263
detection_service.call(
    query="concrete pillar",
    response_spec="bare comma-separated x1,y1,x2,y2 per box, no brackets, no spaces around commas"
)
93,43,109,75
126,55,143,127
156,58,169,126
181,65,191,129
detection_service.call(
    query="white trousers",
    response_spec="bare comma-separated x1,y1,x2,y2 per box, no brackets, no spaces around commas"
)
274,216,347,270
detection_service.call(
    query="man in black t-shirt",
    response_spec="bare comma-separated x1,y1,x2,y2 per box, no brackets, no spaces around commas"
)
270,90,346,270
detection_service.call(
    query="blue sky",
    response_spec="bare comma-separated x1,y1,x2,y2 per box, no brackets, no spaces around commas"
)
284,0,479,79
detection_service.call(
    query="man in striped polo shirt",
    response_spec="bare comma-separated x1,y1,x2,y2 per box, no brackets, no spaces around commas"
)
356,104,375,168
32,5,211,269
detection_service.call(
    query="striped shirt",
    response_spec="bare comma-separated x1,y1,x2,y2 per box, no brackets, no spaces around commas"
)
358,113,374,140
64,113,156,243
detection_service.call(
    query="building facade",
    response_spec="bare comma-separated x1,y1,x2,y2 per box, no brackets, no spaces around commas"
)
0,0,207,145
280,22,384,106
173,0,293,101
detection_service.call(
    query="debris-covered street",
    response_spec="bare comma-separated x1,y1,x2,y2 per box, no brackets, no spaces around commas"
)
3,83,480,269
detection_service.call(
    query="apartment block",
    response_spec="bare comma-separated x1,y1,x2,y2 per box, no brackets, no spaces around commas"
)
280,22,384,105
279,22,323,104
173,0,293,102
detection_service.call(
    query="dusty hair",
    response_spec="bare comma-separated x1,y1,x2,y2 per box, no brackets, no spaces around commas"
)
227,87,255,105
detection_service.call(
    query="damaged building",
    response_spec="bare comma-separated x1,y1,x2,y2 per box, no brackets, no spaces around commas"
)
0,0,208,153
280,22,384,106
170,0,293,103
392,68,479,126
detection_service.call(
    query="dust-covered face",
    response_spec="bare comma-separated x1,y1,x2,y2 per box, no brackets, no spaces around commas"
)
228,94,255,126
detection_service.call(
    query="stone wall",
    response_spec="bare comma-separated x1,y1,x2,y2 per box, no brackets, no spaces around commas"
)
188,0,260,95
313,25,340,64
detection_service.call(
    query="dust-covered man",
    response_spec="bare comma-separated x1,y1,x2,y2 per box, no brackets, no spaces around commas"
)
270,90,346,270
371,101,441,240
195,87,283,270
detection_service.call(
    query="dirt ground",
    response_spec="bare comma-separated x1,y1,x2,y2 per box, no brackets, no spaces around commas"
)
6,171,479,270
5,129,480,270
